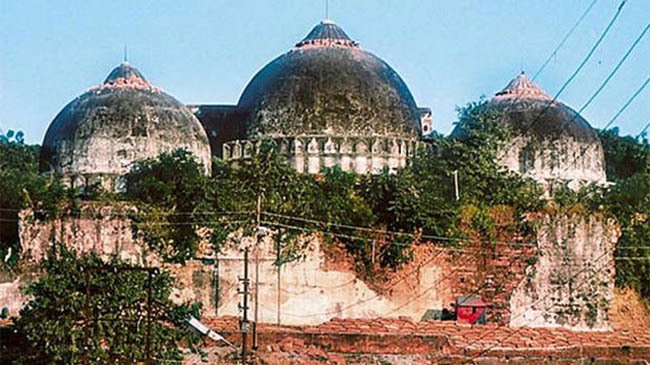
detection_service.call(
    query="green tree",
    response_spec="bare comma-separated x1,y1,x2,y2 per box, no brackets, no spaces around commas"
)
594,128,650,300
599,127,650,181
0,130,64,267
124,149,220,263
11,246,201,364
605,173,650,297
446,101,544,212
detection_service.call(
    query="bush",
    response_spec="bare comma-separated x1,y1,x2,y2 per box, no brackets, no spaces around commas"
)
12,246,201,364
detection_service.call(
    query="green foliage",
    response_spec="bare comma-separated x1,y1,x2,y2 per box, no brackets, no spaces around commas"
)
12,245,201,364
0,131,65,268
446,102,545,241
604,173,650,297
0,129,24,144
123,102,547,275
124,149,222,263
448,101,544,211
599,127,650,181
552,183,607,213
587,128,650,299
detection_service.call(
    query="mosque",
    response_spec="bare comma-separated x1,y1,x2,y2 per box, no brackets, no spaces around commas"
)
39,20,607,190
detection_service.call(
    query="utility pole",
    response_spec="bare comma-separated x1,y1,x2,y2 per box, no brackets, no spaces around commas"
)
276,238,281,326
453,170,460,200
253,195,261,355
239,247,251,364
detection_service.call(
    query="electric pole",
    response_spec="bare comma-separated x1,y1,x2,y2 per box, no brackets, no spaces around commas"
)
453,170,459,200
253,195,261,355
239,247,251,364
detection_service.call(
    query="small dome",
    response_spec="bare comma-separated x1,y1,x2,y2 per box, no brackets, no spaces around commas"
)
489,72,598,143
40,63,211,186
237,20,420,140
452,72,606,186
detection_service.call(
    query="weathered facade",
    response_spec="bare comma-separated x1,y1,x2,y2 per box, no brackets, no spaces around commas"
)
452,72,607,189
510,214,619,330
40,63,212,190
196,20,431,174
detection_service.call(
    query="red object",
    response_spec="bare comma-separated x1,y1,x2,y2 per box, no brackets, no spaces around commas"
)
455,296,489,325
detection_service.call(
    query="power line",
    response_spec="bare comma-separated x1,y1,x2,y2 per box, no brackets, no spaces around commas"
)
603,76,650,131
9,213,650,252
577,21,650,115
453,0,628,186
509,0,627,149
0,207,255,216
493,12,642,188
532,0,599,81
8,206,650,251
260,219,538,253
638,120,650,137
261,211,538,247
545,0,626,107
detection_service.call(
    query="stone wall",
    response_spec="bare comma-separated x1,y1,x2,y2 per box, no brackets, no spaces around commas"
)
509,213,619,329
1,206,618,330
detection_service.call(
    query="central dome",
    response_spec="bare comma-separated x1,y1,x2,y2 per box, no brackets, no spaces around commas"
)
237,20,421,140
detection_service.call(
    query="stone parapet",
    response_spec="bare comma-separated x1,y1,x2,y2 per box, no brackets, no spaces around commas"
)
222,136,420,174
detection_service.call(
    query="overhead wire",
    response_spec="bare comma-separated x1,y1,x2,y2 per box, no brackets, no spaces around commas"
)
522,0,627,139
6,210,650,250
637,120,650,137
544,18,650,179
603,76,650,130
532,0,599,81
577,21,650,115
545,0,626,103
445,0,629,196
261,211,538,247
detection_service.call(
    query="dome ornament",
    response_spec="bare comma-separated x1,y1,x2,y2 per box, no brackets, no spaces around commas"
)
494,72,552,100
294,19,359,49
100,62,152,90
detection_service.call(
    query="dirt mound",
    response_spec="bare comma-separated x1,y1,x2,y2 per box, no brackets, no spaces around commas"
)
609,287,650,330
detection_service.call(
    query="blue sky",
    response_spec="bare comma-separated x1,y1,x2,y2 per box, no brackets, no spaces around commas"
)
1,0,648,144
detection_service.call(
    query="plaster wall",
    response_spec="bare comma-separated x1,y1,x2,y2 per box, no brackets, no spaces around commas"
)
213,239,449,326
509,214,618,329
